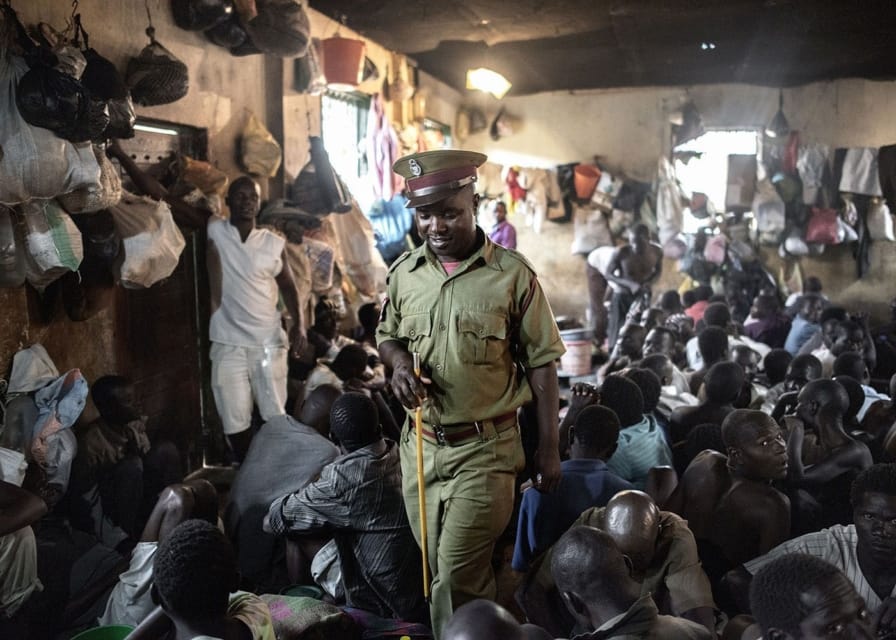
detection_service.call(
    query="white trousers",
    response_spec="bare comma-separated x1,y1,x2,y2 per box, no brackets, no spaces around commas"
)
210,342,288,435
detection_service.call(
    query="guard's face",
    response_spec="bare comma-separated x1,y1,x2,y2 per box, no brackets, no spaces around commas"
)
794,575,873,639
853,491,896,568
416,187,478,262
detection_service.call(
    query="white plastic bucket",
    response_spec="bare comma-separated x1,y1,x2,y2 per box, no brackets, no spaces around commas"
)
560,339,591,376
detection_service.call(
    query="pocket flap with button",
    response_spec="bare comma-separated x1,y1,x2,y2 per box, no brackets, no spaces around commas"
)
399,312,432,341
458,311,507,363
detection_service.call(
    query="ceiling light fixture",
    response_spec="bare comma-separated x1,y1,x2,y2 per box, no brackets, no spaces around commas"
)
765,89,790,138
466,67,512,99
700,42,716,50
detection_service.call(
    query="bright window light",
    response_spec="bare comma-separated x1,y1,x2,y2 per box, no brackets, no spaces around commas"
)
674,130,759,233
133,123,180,136
466,67,512,99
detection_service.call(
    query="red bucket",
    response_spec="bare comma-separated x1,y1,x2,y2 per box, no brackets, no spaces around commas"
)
321,37,365,89
574,164,602,200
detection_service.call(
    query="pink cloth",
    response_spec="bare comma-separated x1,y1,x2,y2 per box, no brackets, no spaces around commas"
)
685,300,709,324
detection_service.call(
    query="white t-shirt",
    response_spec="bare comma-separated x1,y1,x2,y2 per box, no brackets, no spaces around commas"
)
208,219,286,347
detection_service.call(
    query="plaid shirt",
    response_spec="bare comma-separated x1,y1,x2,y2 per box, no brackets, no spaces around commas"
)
267,439,424,621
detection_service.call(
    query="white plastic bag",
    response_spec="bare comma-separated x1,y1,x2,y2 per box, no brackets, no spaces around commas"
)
109,190,186,288
19,200,84,289
867,199,895,242
0,204,25,287
57,145,123,214
571,203,613,255
0,55,100,205
656,157,686,245
752,178,786,244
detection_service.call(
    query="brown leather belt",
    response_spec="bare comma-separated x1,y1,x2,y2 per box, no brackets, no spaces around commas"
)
418,411,518,446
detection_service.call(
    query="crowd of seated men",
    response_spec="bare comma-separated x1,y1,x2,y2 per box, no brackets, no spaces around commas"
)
3,280,896,640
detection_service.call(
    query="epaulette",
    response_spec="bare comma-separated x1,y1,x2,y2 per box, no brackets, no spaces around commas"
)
386,247,421,273
498,245,538,275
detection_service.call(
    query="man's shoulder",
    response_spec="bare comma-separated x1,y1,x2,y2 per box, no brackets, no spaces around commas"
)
386,245,425,275
495,244,538,275
652,614,714,639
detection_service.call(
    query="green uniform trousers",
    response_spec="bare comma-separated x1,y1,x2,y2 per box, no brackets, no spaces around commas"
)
400,419,525,639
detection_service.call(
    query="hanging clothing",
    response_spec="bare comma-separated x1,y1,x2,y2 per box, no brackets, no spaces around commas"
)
365,93,402,201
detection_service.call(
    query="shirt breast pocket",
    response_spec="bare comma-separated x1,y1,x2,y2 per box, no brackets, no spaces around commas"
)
458,311,508,364
398,312,432,348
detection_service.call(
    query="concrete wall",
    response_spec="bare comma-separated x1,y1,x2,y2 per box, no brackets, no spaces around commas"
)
461,80,896,321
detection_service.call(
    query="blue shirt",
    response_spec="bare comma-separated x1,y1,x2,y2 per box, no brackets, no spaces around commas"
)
784,315,820,355
607,415,674,490
512,458,633,571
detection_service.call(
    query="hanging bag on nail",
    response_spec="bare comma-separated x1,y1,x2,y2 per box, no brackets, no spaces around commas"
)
4,6,106,143
126,15,189,107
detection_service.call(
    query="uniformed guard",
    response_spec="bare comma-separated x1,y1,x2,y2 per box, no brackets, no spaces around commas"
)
377,149,566,638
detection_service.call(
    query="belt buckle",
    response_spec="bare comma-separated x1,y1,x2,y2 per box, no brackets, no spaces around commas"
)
474,420,484,442
433,423,448,446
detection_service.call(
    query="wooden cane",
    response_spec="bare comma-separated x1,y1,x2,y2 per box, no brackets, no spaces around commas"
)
413,352,431,599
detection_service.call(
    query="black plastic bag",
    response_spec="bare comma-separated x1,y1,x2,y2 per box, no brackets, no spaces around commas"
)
126,28,189,106
243,0,309,57
5,6,98,142
75,17,136,139
172,0,234,31
205,15,248,48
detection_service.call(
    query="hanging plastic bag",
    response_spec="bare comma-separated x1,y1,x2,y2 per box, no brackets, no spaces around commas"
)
242,0,310,57
74,15,137,139
205,14,249,48
240,112,282,177
57,144,122,214
867,198,895,242
293,38,326,94
655,157,685,245
752,178,786,244
570,203,613,255
19,200,84,289
303,236,335,295
108,191,186,288
0,205,26,287
35,23,87,80
126,22,189,106
805,207,841,245
172,0,235,31
180,156,229,195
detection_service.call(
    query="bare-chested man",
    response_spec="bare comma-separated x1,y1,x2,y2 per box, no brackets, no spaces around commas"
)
669,410,790,605
605,223,663,350
787,379,873,530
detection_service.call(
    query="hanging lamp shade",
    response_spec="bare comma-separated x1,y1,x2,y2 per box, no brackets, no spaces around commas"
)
321,36,365,90
765,90,790,138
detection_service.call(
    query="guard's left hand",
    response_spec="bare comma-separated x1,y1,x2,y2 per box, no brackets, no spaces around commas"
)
533,447,562,493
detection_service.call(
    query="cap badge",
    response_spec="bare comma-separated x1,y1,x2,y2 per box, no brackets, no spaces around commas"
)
409,158,422,177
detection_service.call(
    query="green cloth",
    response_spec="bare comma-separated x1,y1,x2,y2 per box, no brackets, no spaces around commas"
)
400,420,524,640
376,233,565,425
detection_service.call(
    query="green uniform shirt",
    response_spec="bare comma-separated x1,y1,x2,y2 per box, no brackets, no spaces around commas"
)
377,231,565,425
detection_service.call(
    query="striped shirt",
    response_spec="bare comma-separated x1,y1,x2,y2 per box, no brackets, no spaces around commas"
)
606,414,673,490
267,439,424,621
743,524,896,613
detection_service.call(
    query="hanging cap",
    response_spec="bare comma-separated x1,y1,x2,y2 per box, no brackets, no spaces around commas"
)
393,149,487,208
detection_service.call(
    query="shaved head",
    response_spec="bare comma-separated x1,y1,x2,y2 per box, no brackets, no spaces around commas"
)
443,599,525,640
603,491,661,571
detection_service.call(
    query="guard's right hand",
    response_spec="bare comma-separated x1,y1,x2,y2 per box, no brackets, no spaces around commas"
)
390,360,431,409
